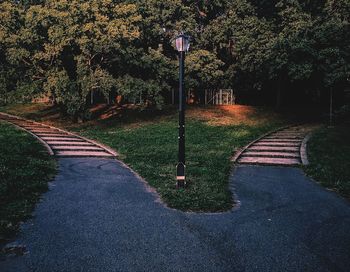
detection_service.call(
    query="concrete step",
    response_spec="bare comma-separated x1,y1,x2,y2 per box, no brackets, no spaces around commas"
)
274,130,304,133
0,114,117,158
248,146,299,152
265,136,303,139
51,146,104,151
253,142,300,147
238,157,300,165
33,131,66,135
36,133,73,137
28,127,57,130
22,125,48,129
242,151,300,158
41,137,82,141
258,139,301,143
55,151,114,157
46,141,94,146
272,133,304,137
29,129,61,133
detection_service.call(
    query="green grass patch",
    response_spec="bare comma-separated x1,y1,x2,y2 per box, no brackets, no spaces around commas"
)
1,104,289,212
72,105,288,212
0,122,56,241
305,126,350,198
78,120,283,211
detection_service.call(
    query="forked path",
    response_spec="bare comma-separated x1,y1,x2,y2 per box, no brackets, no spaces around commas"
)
1,116,349,271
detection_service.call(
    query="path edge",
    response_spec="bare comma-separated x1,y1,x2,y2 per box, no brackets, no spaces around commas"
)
300,127,320,166
0,112,179,213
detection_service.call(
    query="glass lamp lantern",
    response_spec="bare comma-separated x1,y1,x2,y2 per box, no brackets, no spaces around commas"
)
175,34,190,52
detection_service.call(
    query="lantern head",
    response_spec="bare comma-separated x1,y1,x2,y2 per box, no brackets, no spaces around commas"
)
175,34,190,52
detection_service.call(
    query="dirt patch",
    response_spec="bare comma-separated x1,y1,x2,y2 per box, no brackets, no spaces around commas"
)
1,103,282,130
187,105,263,126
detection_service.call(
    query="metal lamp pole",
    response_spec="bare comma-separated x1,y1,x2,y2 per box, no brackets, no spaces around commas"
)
175,34,190,188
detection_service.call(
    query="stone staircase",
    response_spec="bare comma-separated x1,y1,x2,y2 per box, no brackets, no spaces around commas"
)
0,112,117,158
233,125,317,166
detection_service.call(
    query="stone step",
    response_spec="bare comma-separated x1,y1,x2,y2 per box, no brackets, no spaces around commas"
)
46,141,94,146
271,131,304,134
274,130,304,133
27,127,57,130
253,142,300,147
41,137,82,142
248,146,299,152
55,151,114,157
36,133,72,137
265,136,303,139
33,131,66,135
272,133,304,137
14,123,37,126
51,145,104,151
21,124,46,127
238,157,300,165
0,114,117,158
14,123,38,127
25,127,53,131
25,128,53,131
29,129,61,133
242,151,300,158
258,139,301,143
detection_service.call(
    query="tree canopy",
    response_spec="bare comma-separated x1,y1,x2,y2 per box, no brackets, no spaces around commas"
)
0,0,349,117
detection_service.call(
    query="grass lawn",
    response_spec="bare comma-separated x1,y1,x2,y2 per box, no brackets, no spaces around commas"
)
305,125,350,199
1,103,290,212
0,122,56,241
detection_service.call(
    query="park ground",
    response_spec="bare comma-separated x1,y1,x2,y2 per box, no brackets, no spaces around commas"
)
0,122,56,241
0,103,349,242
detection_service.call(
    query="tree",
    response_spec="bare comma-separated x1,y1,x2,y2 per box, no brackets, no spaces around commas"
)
185,49,224,102
0,0,349,115
267,0,316,108
0,1,26,104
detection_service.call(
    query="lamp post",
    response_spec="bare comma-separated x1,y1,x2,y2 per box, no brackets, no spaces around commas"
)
175,34,190,188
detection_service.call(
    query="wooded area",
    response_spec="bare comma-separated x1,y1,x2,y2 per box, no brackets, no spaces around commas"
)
0,0,349,119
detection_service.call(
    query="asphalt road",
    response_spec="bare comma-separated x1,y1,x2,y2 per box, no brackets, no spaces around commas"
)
1,158,350,272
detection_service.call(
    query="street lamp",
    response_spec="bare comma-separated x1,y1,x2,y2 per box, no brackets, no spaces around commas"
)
175,33,190,188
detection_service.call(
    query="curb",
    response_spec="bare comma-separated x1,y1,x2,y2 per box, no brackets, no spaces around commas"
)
300,126,321,166
300,134,311,165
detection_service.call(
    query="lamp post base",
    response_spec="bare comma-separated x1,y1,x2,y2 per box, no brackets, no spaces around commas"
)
176,162,186,188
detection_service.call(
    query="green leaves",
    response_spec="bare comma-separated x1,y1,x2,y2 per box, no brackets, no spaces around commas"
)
186,49,225,89
0,0,349,114
116,75,164,108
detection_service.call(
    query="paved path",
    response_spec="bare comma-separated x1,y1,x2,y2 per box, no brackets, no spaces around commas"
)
234,125,317,166
0,112,116,158
1,159,349,272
